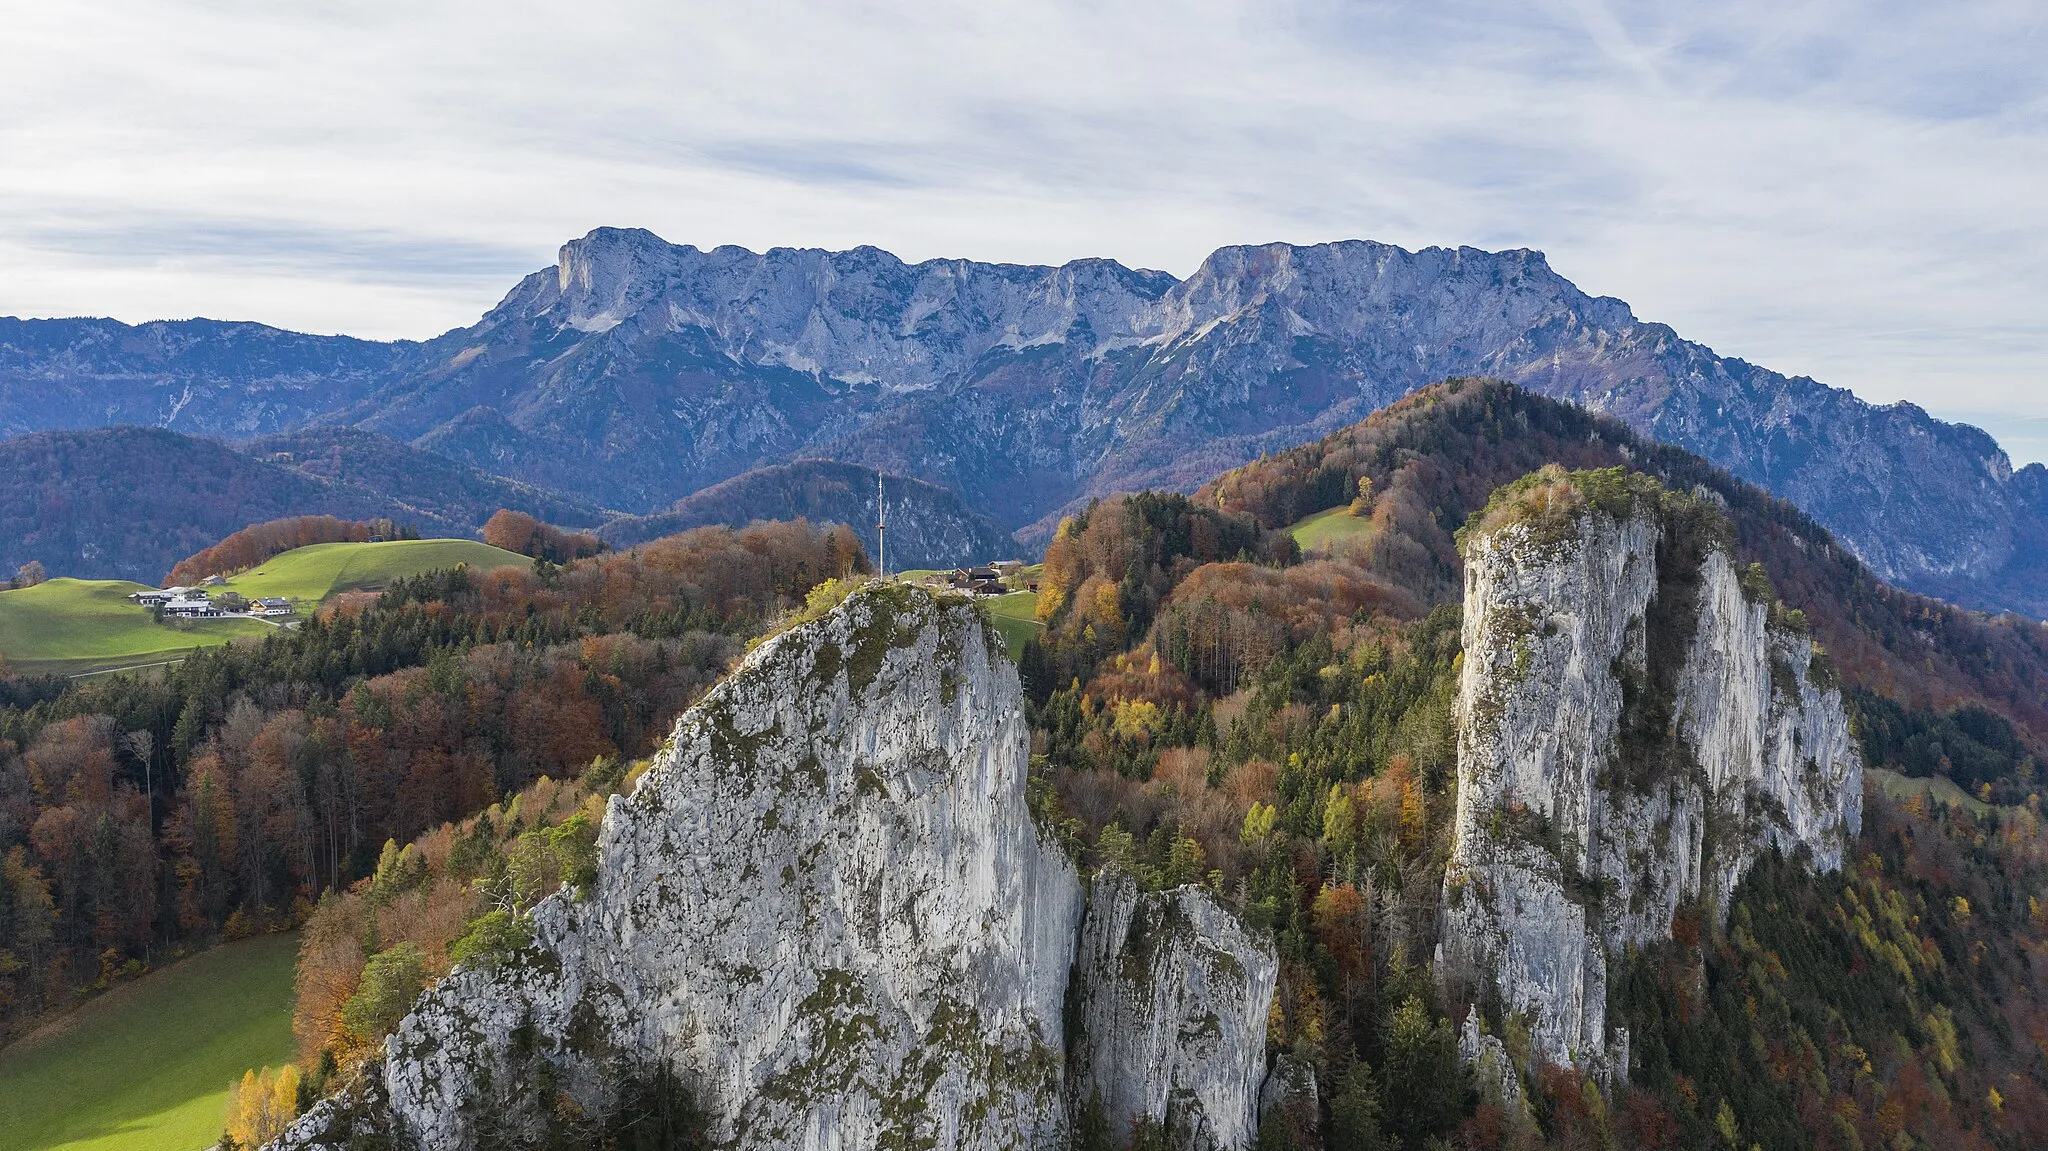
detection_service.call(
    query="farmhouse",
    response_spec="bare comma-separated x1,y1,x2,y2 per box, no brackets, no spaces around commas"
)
129,586,201,606
255,597,294,617
947,566,1006,596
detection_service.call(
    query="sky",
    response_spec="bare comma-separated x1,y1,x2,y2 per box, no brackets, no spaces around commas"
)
4,1,2045,462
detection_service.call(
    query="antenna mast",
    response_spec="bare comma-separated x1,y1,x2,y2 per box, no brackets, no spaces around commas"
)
876,472,888,579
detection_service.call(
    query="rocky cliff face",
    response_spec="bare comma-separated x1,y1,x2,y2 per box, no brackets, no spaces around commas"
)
1437,469,1861,1071
275,585,1275,1151
1066,870,1277,1151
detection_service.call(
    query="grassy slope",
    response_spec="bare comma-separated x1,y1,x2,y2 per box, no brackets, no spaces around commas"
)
1,541,530,676
984,591,1042,659
1868,767,1998,817
892,569,1044,661
0,933,298,1151
218,538,528,603
0,580,271,674
1287,505,1375,553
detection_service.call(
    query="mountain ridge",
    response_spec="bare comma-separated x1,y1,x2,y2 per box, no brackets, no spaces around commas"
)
4,228,2045,615
0,315,414,439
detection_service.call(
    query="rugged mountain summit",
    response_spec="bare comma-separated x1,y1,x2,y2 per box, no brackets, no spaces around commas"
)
1438,467,1862,1073
336,231,1182,517
7,230,2046,614
342,229,2048,613
275,585,1275,1150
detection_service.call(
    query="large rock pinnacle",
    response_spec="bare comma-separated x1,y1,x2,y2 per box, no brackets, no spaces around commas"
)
1437,468,1861,1073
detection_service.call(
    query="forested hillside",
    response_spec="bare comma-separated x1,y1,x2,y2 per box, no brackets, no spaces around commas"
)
166,516,420,586
1006,379,2048,1148
599,459,1016,570
0,428,473,585
7,380,2048,1149
0,520,866,1043
1193,379,2048,762
243,428,604,531
0,425,608,585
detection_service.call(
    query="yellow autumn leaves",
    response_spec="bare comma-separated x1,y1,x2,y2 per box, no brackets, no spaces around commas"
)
224,1063,300,1147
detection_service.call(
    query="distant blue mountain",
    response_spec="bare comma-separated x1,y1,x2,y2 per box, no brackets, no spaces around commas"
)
0,316,411,438
5,229,2045,616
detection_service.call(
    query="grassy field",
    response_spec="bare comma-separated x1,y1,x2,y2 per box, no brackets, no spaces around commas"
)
1288,505,1375,554
983,590,1042,659
1869,767,1998,816
0,580,273,676
1,540,530,677
0,933,298,1151
884,576,1041,659
218,538,528,603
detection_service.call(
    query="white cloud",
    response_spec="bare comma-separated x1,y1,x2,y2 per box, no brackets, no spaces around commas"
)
1,0,2043,458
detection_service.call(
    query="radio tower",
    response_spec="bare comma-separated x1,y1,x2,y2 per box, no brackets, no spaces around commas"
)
875,472,888,580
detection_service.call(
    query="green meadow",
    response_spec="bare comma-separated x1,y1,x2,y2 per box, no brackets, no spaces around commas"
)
983,590,1043,659
0,539,529,676
1868,767,1999,817
0,580,272,676
1287,505,1375,554
216,538,528,603
890,567,1043,660
0,933,299,1151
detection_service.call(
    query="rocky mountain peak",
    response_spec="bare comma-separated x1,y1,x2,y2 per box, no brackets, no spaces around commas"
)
272,584,1279,1150
1438,466,1861,1074
552,226,690,333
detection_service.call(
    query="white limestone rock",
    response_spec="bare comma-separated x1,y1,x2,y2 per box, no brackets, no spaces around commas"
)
1257,1053,1321,1150
272,582,1284,1151
338,585,1086,1149
1066,869,1277,1151
268,1084,399,1151
1458,1008,1524,1112
1438,474,1861,1073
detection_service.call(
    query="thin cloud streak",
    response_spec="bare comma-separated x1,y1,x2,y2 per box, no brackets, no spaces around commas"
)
0,1,2042,458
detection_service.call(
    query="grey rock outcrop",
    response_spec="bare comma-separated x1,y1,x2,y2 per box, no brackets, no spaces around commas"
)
1437,471,1861,1072
1458,1009,1523,1111
354,585,1081,1147
1257,1054,1321,1150
1066,870,1277,1150
274,584,1277,1151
